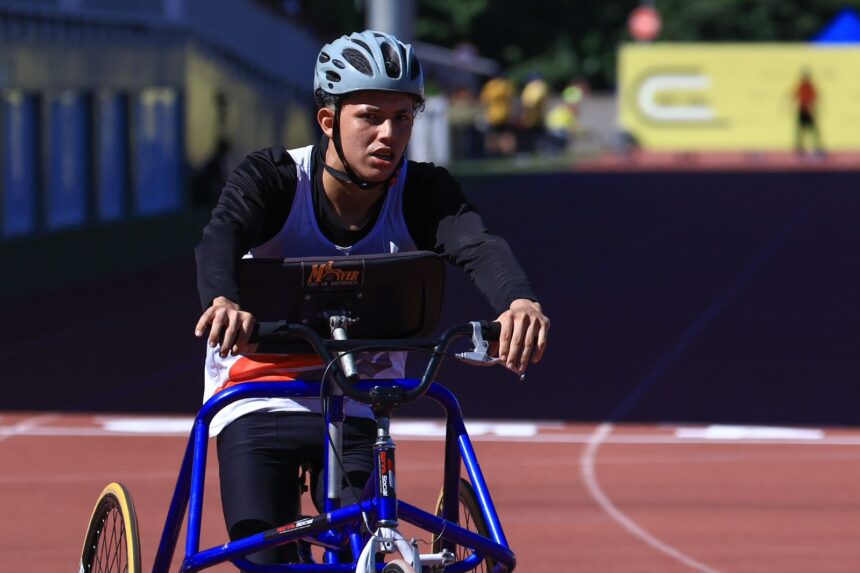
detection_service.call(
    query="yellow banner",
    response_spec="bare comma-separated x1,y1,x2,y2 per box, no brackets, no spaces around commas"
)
618,44,860,150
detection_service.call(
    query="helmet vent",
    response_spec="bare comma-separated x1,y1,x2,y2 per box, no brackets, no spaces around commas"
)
410,54,421,80
325,71,341,82
318,52,330,63
333,59,346,69
380,42,401,78
342,48,374,77
351,38,372,53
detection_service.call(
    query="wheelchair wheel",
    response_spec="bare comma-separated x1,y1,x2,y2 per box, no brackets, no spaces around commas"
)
80,482,141,573
382,559,416,573
433,477,495,572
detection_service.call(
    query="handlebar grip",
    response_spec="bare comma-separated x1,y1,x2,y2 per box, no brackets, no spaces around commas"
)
251,320,289,343
249,321,316,355
481,320,502,341
218,320,288,345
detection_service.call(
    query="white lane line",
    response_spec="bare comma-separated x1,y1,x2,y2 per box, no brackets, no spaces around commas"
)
419,434,860,446
92,419,546,438
0,413,58,445
100,418,194,434
581,422,723,573
0,418,549,439
676,425,824,440
4,421,860,446
0,469,219,485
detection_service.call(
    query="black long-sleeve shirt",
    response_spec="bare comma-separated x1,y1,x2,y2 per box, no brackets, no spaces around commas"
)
195,142,538,314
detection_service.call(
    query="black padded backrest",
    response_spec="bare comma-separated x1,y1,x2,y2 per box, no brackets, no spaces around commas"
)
237,251,445,339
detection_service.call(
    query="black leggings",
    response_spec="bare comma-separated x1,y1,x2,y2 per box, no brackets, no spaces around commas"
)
217,411,377,565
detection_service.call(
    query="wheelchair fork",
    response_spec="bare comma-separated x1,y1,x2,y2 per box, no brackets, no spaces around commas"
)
355,415,422,572
374,415,398,525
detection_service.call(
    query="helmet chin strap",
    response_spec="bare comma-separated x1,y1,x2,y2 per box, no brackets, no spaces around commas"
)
324,105,402,190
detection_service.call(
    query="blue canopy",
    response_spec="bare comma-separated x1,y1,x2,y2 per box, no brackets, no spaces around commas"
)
814,8,860,43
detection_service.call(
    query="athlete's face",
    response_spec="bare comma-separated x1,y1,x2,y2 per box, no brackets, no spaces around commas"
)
319,91,415,184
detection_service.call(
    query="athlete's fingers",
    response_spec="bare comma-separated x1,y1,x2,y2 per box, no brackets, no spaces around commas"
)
220,311,240,358
208,308,228,348
519,319,538,372
532,318,550,363
506,314,527,372
497,315,513,362
195,307,214,337
233,313,256,355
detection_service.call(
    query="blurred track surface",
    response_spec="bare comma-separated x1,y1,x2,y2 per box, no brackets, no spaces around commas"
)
3,413,860,572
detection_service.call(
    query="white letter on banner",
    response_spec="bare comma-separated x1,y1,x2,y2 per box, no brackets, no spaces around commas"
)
637,74,715,122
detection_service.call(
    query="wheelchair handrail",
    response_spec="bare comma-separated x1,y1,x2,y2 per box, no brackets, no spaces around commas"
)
248,320,501,406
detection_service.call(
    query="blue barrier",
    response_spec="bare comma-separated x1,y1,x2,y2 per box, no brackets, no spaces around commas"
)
45,90,91,230
134,88,182,215
95,91,128,221
0,0,319,235
1,91,39,237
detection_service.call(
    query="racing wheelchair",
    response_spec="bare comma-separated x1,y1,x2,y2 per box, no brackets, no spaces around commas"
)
79,251,517,573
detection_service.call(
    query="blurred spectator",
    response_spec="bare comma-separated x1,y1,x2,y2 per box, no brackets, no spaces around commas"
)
610,130,641,161
410,93,451,166
479,75,517,157
545,101,576,154
192,138,234,207
448,86,483,160
543,81,587,155
794,69,825,157
562,82,586,111
519,74,550,153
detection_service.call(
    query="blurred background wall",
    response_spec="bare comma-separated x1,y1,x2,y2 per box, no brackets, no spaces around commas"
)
0,0,318,243
2,0,860,426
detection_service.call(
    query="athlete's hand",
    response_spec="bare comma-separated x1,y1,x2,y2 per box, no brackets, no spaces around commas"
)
494,299,549,374
194,296,258,357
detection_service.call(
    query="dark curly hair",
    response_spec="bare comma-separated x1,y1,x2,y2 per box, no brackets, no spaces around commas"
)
313,88,425,117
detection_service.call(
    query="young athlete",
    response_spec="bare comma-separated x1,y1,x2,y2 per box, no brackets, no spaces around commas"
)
194,30,550,566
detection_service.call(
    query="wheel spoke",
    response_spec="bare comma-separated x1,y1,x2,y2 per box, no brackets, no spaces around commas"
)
81,483,140,573
114,510,124,573
108,508,120,573
82,485,139,573
434,479,491,572
98,516,110,573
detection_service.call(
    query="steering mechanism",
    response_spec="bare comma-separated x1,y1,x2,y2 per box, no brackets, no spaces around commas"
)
455,321,500,366
327,313,360,382
455,321,526,381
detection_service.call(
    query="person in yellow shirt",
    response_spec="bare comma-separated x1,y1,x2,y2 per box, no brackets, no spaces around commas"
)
479,75,516,157
519,75,550,153
545,102,575,154
544,82,586,155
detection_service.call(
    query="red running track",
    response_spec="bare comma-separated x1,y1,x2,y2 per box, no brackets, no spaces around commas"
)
2,412,860,572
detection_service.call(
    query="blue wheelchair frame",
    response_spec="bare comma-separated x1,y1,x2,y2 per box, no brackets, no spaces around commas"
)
149,377,517,572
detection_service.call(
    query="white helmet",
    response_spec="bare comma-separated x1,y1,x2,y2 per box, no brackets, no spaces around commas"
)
314,30,424,98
